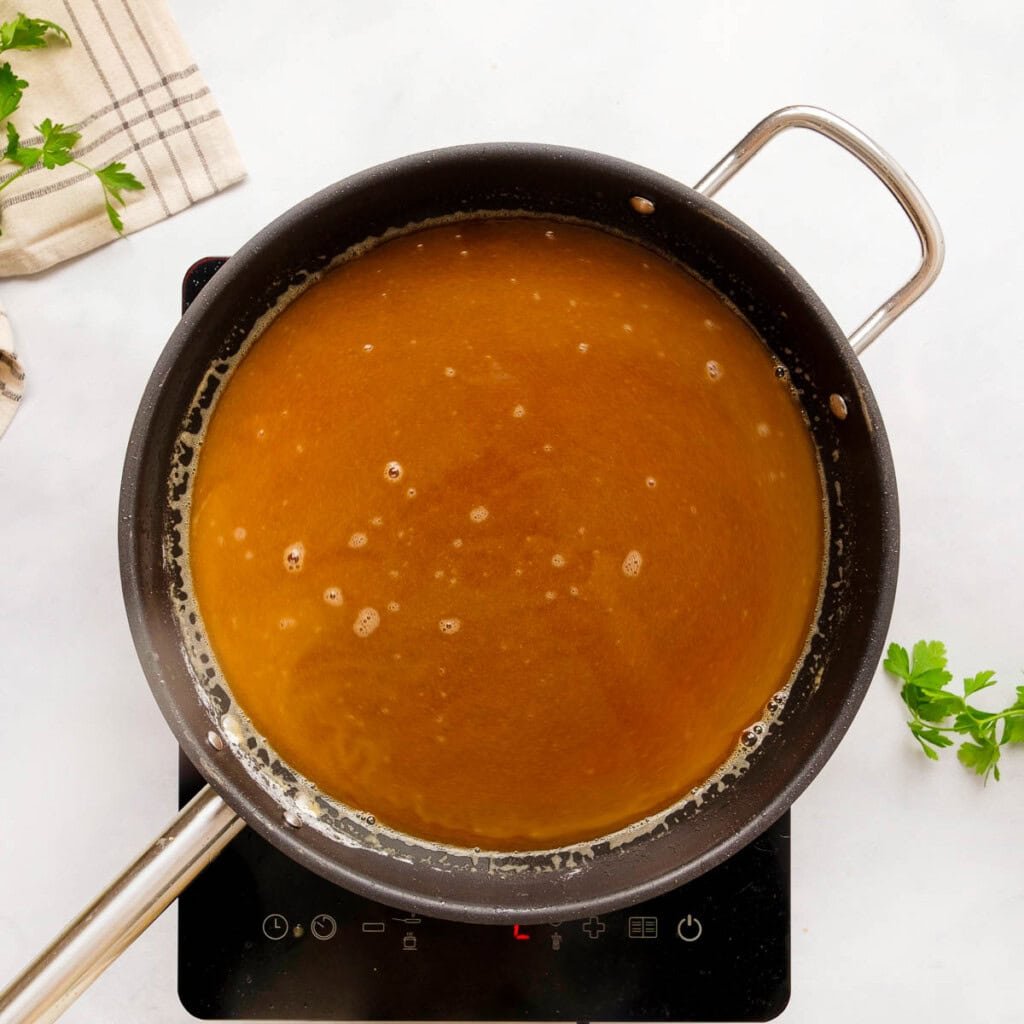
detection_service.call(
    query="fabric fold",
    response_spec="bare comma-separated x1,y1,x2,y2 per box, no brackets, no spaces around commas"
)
0,312,24,437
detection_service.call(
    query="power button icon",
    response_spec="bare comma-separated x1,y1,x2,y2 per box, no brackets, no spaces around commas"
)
676,914,703,942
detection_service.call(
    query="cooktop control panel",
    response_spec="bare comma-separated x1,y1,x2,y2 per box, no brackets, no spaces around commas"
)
176,261,790,1023
178,751,789,1022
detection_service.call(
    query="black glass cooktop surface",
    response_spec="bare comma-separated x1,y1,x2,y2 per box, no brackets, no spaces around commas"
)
176,259,790,1023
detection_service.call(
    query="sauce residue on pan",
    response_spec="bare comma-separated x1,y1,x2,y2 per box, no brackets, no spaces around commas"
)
189,218,825,850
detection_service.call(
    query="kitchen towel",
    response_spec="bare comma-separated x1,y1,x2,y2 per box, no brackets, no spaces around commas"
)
0,0,246,436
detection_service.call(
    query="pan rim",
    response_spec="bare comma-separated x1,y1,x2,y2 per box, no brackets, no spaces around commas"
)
118,140,898,923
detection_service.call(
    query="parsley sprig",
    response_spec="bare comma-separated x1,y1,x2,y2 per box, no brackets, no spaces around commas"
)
0,12,143,235
885,640,1024,782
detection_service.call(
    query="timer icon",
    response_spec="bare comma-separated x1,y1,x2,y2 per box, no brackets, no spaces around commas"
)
311,914,337,941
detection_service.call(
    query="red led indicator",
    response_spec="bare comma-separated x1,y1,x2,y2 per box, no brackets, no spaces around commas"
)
512,924,531,941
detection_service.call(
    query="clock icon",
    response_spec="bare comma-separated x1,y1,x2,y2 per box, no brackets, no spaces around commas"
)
261,914,289,941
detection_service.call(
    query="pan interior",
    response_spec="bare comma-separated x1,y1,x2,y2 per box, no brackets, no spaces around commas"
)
173,212,829,857
123,143,896,921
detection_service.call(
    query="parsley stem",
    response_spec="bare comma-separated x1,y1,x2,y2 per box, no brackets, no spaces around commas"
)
912,708,1024,733
72,159,106,192
0,164,27,194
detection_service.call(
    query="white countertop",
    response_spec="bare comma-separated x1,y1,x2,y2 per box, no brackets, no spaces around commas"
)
2,2,1022,1022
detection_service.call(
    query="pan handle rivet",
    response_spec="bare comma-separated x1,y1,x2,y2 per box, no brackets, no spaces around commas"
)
829,394,848,420
629,195,655,215
206,730,224,751
284,810,303,829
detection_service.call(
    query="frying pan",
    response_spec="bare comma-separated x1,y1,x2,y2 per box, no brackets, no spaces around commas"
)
0,106,943,1024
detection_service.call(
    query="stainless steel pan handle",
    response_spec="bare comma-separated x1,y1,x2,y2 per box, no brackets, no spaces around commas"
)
0,786,242,1024
693,105,944,354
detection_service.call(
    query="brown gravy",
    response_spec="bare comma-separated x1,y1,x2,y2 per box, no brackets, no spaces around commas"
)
189,218,825,850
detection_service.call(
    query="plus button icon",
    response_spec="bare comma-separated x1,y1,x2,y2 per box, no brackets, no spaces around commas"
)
581,916,606,939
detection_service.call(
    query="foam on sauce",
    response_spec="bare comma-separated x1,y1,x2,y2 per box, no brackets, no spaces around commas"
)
188,218,826,850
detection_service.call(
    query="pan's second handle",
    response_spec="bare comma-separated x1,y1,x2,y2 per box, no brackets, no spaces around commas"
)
693,105,945,354
0,785,243,1024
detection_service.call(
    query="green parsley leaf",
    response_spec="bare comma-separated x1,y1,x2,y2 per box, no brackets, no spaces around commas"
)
886,640,1024,782
964,670,997,696
1002,716,1024,745
89,161,144,232
0,14,70,53
914,690,964,723
912,667,956,691
94,161,144,204
0,61,27,120
912,734,940,760
953,706,991,733
884,642,911,681
3,121,40,168
911,640,951,680
36,117,78,168
103,198,121,233
957,737,1001,780
908,721,954,759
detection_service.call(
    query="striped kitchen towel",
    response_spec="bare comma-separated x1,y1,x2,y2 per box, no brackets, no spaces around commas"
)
0,0,245,435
